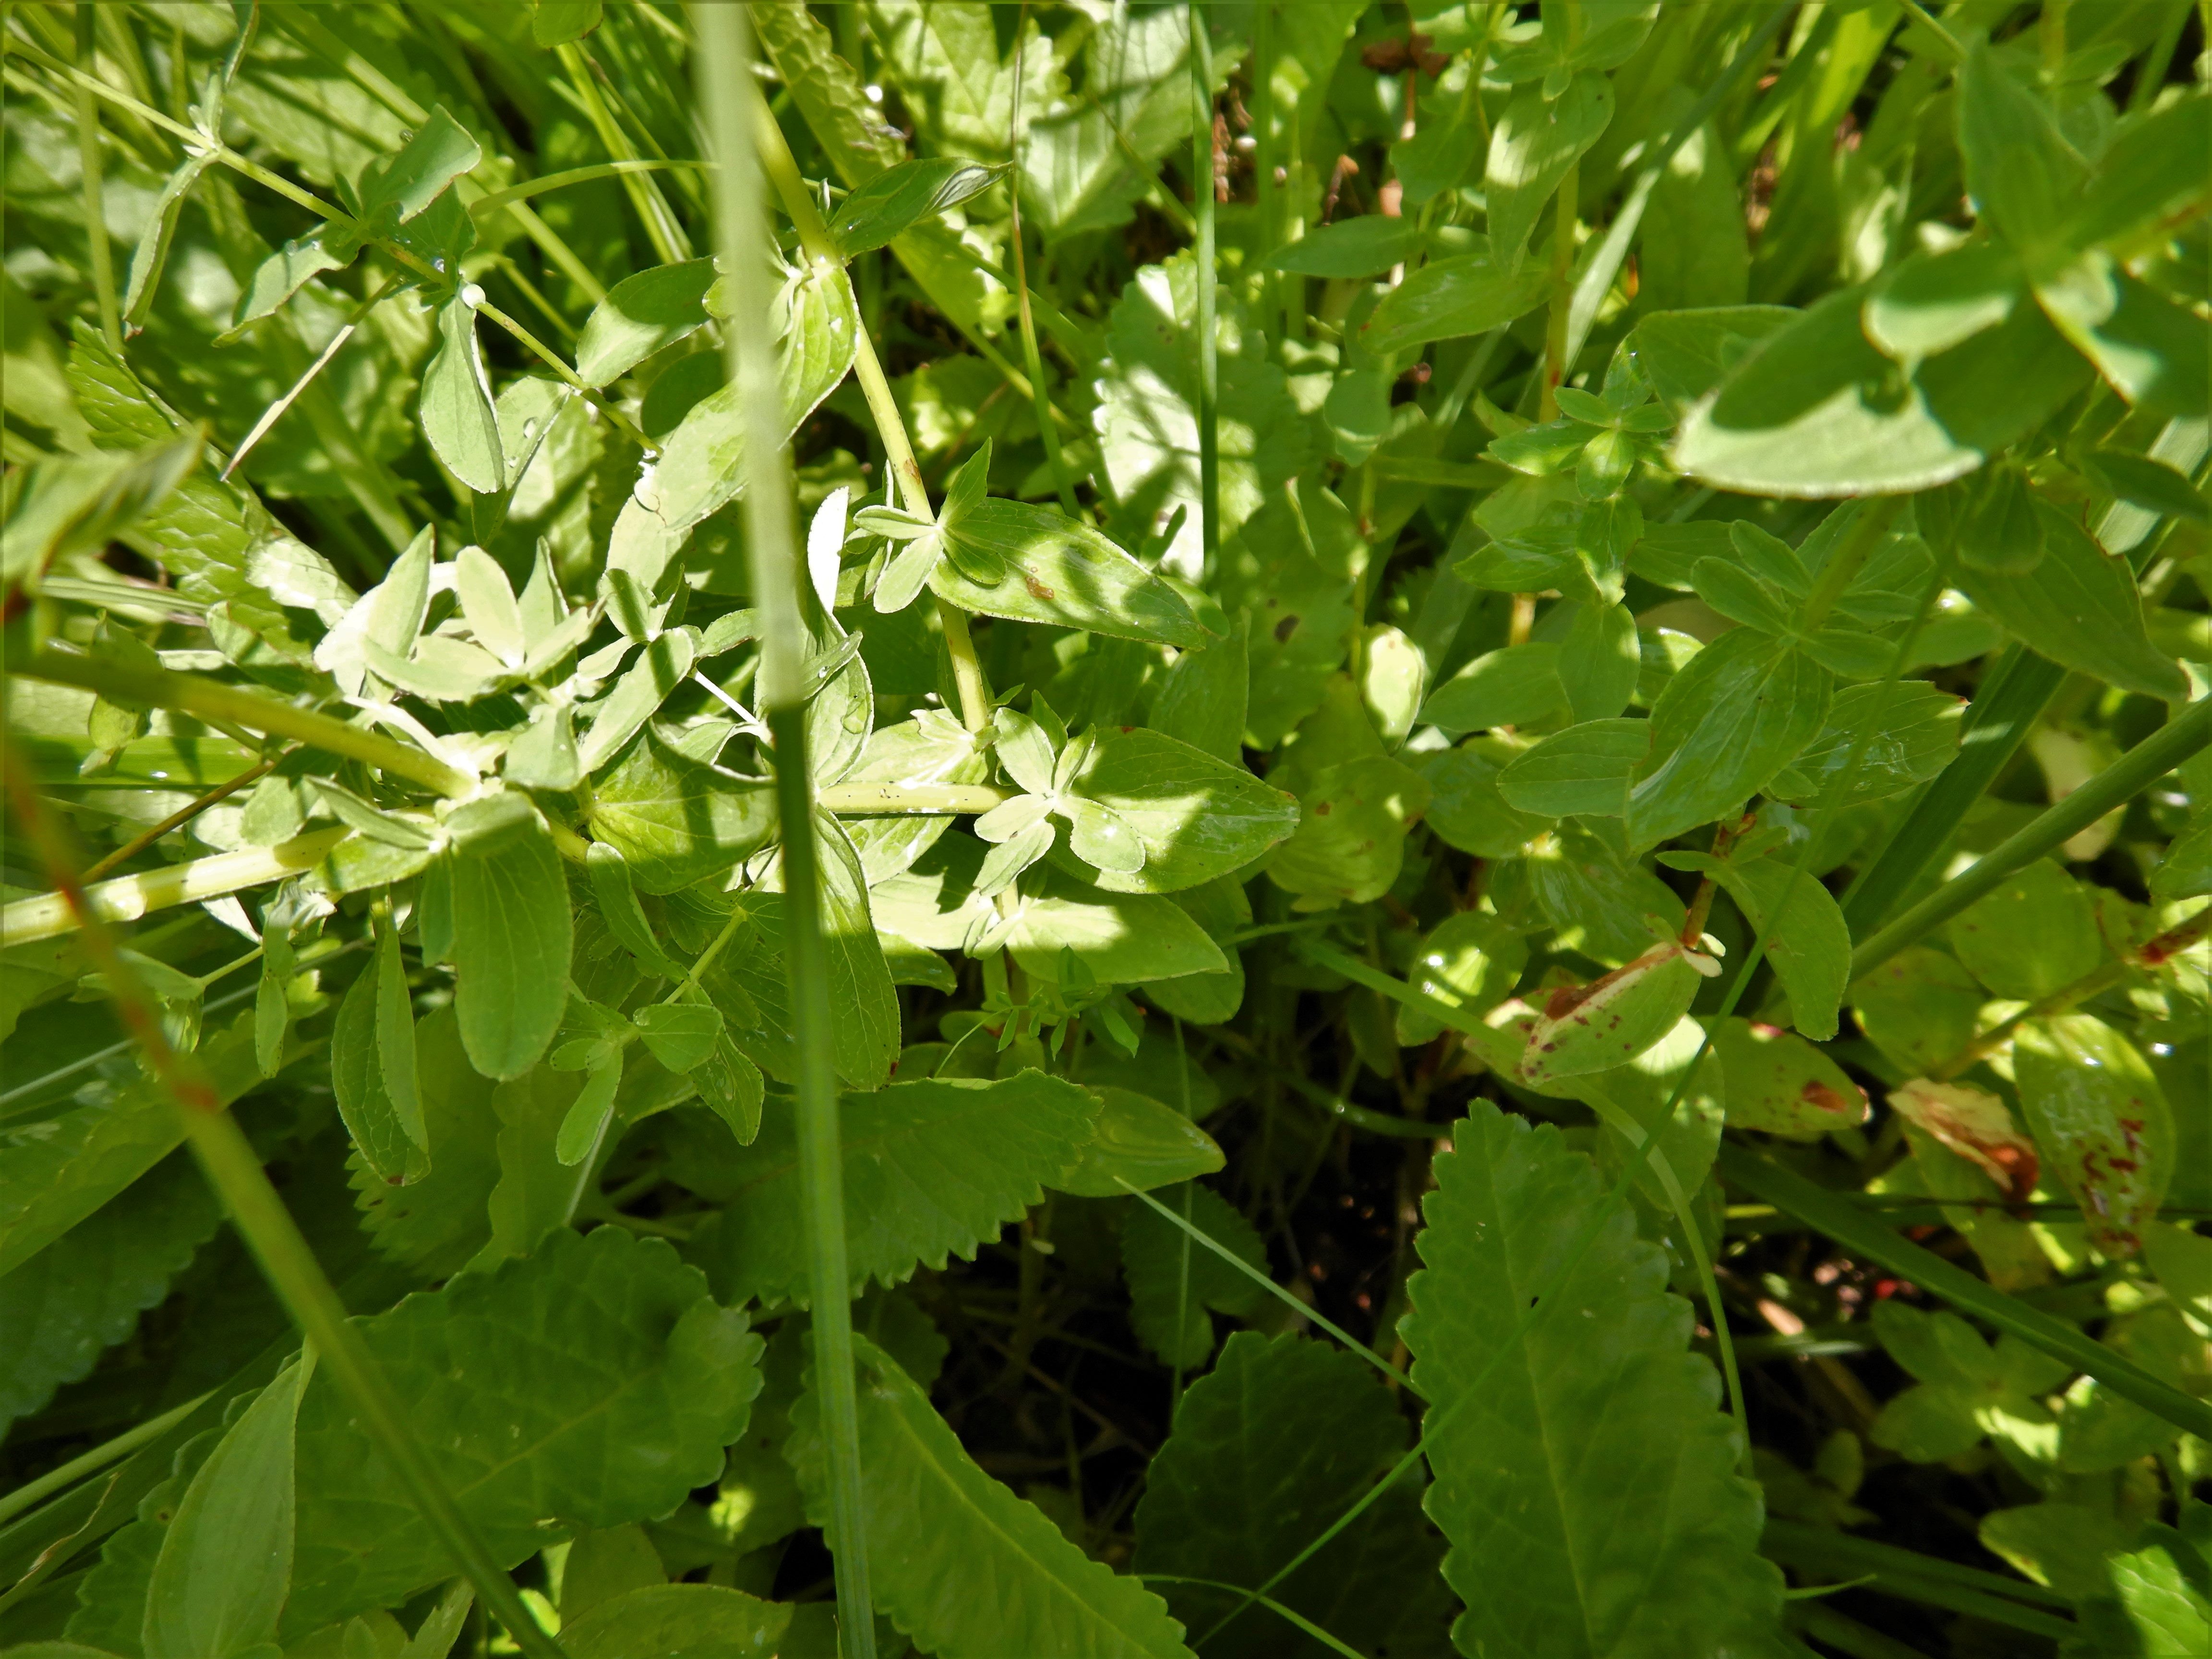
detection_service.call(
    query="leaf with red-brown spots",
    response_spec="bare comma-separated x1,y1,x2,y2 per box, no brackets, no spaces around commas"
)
2013,1015,2176,1258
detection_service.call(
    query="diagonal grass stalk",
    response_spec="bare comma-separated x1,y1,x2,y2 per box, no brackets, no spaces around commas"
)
693,8,875,1655
0,734,571,1659
72,2,121,349
1008,5,1082,518
1850,690,2212,979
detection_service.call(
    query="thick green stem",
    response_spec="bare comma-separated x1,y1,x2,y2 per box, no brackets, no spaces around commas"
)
1851,692,2212,979
0,830,348,946
695,11,877,1657
815,782,1010,815
0,736,568,1659
15,647,474,795
1190,2,1221,571
72,3,121,349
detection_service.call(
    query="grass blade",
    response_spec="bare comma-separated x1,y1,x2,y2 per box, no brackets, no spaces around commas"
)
691,8,876,1655
1715,1143,2212,1441
1850,690,2212,978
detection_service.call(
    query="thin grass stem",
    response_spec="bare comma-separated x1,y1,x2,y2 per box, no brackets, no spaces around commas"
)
694,9,876,1655
1190,2,1220,573
72,3,121,348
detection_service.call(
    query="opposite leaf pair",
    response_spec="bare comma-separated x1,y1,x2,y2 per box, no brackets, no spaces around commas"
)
974,704,1145,896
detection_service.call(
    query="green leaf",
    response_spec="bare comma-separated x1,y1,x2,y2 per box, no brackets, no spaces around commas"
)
580,631,697,768
1418,741,1554,859
934,499,1206,648
351,1007,502,1279
560,1584,789,1659
788,1332,1195,1659
1404,1103,1785,1659
1094,259,1314,575
0,1014,260,1281
1626,630,1832,850
692,1071,1096,1308
1956,41,2087,262
1483,73,1614,262
2015,1015,2175,1260
231,231,358,332
144,1353,309,1659
1120,1182,1267,1368
631,1003,722,1074
1639,118,1748,313
420,291,506,496
1517,942,1707,1085
1132,1333,1452,1659
1673,288,2093,496
1631,306,1797,418
585,730,778,896
1953,500,2187,701
1709,1017,1866,1138
1053,1087,1224,1198
1659,848,1851,1040
1946,857,2102,1000
1063,726,1299,895
1766,681,1964,805
331,950,421,1184
2062,90,2212,251
531,0,603,48
1863,242,2028,362
1498,718,1648,819
584,842,685,979
840,710,991,884
1266,216,1428,278
285,1227,759,1635
1265,755,1431,910
1517,821,1684,967
575,260,716,389
0,1154,220,1438
2034,252,2211,419
448,804,572,1081
2070,1528,2212,1659
1150,625,1249,763
554,1050,623,1167
1358,251,1551,357
830,158,1003,260
2,433,203,588
358,106,481,228
1396,910,1528,1047
1421,644,1567,733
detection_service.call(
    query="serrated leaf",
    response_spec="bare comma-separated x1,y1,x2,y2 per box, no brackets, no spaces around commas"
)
449,805,572,1081
0,1153,220,1438
284,1227,759,1635
1133,1332,1453,1659
691,1070,1097,1308
1403,1103,1786,1659
0,1013,264,1279
788,1333,1195,1659
1120,1182,1267,1367
144,1352,309,1659
576,259,716,388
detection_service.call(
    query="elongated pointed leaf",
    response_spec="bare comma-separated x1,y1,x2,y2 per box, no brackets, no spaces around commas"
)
575,259,717,388
421,293,506,495
1404,1103,1786,1659
144,1353,310,1659
788,1334,1196,1659
449,804,572,1081
1627,630,1831,849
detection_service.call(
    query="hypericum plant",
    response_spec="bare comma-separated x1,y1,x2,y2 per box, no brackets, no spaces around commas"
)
1,3,2209,1659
